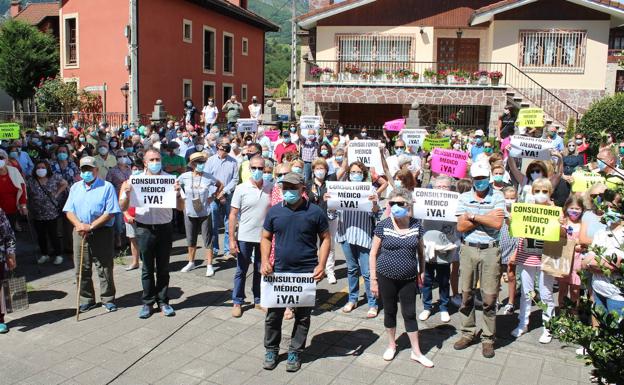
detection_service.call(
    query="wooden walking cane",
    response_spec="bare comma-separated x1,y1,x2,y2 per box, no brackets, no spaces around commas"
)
76,237,85,321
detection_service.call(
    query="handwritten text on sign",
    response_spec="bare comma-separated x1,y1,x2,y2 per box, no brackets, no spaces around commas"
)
129,175,177,208
517,108,545,127
412,189,459,222
384,118,405,132
571,171,605,193
326,182,373,211
0,123,20,139
300,115,321,131
510,203,562,242
260,273,316,308
422,137,451,152
402,129,428,148
508,135,553,160
431,148,468,178
236,118,258,133
347,140,384,175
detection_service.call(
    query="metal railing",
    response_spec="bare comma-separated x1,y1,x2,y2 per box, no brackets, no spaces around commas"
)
304,60,579,127
0,111,152,129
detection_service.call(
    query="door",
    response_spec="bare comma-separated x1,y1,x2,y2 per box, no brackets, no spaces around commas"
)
437,38,480,72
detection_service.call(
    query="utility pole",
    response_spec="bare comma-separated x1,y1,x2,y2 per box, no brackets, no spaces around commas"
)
290,0,297,120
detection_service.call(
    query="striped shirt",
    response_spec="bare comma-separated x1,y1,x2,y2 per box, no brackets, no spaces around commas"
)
336,210,379,249
514,238,544,267
300,139,318,162
455,188,506,244
500,221,518,264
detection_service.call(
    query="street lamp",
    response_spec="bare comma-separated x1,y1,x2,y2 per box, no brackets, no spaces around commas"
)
120,83,129,121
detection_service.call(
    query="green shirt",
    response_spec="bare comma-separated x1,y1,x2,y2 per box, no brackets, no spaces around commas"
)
162,153,186,176
224,102,243,123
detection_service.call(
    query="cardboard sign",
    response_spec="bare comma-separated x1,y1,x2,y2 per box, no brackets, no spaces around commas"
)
347,140,384,175
571,171,605,193
510,203,562,242
517,108,545,127
422,137,451,152
412,189,459,222
326,181,373,211
401,129,428,148
430,148,468,179
129,175,177,208
384,118,405,132
508,135,553,160
260,273,316,308
300,115,321,131
0,123,20,139
236,118,258,133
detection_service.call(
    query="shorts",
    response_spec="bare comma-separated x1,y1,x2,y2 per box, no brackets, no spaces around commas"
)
125,222,137,238
184,215,213,249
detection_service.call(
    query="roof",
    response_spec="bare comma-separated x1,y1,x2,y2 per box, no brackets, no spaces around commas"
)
13,2,59,26
187,0,279,32
297,0,375,29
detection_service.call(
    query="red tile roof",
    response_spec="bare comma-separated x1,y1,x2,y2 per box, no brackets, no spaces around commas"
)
14,2,59,26
472,0,624,16
296,0,367,22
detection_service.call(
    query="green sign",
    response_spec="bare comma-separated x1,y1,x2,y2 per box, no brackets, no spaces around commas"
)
0,123,20,139
423,137,451,152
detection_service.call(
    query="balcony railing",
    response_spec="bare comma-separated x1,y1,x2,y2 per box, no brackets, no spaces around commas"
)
66,42,77,66
608,49,623,64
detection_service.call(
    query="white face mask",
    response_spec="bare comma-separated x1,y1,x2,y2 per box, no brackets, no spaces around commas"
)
35,168,47,177
453,143,461,150
530,171,543,181
533,192,549,203
195,144,204,151
0,159,5,168
153,142,161,151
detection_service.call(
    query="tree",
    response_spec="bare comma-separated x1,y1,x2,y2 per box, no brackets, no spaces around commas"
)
35,76,102,114
577,93,624,156
0,20,58,111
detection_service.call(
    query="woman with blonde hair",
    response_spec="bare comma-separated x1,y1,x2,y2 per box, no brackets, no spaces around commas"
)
579,182,608,247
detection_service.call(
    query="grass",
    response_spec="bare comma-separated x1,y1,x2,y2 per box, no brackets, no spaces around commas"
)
114,247,129,265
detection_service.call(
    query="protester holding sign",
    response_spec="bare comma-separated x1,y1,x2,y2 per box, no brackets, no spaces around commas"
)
260,172,330,372
469,130,486,162
300,129,319,183
0,149,27,231
557,196,585,310
0,208,16,333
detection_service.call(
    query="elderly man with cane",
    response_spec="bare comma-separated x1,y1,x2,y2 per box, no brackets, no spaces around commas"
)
63,156,121,315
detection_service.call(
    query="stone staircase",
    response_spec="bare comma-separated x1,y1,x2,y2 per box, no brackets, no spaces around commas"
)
505,91,560,130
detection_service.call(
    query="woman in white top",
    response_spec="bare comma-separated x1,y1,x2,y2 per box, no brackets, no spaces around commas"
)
202,98,219,130
248,96,262,121
338,126,350,146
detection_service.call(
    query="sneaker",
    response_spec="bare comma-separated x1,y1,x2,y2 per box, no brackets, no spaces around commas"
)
511,326,528,338
410,351,434,368
263,350,278,370
53,255,63,265
482,341,495,358
205,264,215,277
450,294,462,308
453,336,475,350
79,303,97,313
37,255,50,264
232,304,242,318
327,272,337,284
286,352,301,372
539,329,552,344
418,310,431,321
0,323,8,334
575,346,588,356
501,303,515,315
102,303,117,312
139,304,153,319
382,347,396,361
160,304,175,317
440,311,451,323
180,261,196,273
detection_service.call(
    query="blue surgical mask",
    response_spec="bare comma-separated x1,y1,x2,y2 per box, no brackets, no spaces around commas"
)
81,171,95,183
126,147,134,153
263,173,273,183
390,204,409,218
283,190,300,204
132,169,142,176
251,169,263,181
57,153,68,161
475,138,483,146
395,180,402,188
598,159,608,172
395,149,404,156
147,161,162,173
350,172,364,182
262,151,270,158
335,156,343,163
473,178,490,192
283,137,291,143
292,166,303,175
320,149,329,157
9,151,18,159
493,175,504,183
195,162,205,173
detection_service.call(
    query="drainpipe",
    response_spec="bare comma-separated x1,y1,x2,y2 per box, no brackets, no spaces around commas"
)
129,0,139,123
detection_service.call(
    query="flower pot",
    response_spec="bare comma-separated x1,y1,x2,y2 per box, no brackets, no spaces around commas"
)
447,75,455,84
478,75,488,86
491,78,500,86
320,73,331,82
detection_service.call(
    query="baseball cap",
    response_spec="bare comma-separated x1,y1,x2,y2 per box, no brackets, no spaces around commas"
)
281,172,304,185
470,161,491,178
80,156,96,168
474,129,485,137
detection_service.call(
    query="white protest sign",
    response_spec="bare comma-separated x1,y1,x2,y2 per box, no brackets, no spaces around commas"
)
347,140,384,175
300,115,321,131
236,118,258,133
412,188,460,222
508,135,553,160
129,175,177,208
326,181,374,211
260,273,316,308
402,129,428,148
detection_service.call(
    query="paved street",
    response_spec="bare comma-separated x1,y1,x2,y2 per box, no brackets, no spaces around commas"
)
1,230,593,385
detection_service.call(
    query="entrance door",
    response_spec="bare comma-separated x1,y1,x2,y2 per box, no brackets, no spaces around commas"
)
437,38,480,72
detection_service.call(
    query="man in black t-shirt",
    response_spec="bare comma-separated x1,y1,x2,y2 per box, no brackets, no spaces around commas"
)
497,106,516,140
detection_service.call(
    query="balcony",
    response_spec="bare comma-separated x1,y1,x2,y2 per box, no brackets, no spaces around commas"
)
608,49,623,64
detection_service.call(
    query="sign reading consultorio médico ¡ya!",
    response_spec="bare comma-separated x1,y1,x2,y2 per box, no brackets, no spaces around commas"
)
260,273,316,308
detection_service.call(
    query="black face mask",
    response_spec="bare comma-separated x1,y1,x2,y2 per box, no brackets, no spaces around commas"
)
221,144,231,153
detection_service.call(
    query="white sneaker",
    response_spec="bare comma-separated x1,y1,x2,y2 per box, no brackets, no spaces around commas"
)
410,352,434,368
205,264,215,277
511,326,528,338
382,347,396,361
53,255,63,265
575,346,587,356
539,329,552,344
37,255,50,264
418,310,431,321
180,262,196,273
450,294,462,308
501,303,514,315
440,311,450,323
327,272,337,284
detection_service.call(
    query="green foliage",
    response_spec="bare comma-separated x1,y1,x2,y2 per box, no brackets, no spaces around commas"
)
264,39,292,88
577,93,624,157
565,116,576,143
0,20,58,108
35,77,102,114
275,81,288,98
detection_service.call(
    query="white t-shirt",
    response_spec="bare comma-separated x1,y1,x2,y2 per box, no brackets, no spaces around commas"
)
202,105,219,123
231,180,273,243
249,103,262,120
57,126,68,138
591,226,624,301
386,154,422,177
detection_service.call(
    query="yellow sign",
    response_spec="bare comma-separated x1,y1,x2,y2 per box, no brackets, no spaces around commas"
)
517,108,545,127
422,137,451,152
0,123,20,139
510,203,562,242
571,171,605,193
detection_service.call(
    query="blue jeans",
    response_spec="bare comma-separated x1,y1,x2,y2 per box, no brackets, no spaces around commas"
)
594,292,624,316
303,161,312,184
422,263,450,312
232,241,261,305
341,242,377,308
210,194,231,254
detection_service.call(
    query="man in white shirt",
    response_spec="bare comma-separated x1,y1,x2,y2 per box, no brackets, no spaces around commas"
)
386,139,422,178
248,96,262,121
57,120,68,138
175,130,192,155
202,98,219,131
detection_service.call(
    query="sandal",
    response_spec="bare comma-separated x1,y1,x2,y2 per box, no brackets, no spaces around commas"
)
342,302,357,313
367,307,378,319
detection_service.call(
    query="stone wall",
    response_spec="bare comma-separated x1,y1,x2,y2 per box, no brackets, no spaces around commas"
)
547,88,605,114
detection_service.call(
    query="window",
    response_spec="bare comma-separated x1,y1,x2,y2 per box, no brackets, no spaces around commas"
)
203,81,215,106
223,33,234,74
223,83,233,103
183,19,192,43
519,30,587,73
242,37,249,56
203,26,216,73
241,84,248,102
63,15,78,67
183,79,192,101
336,34,414,62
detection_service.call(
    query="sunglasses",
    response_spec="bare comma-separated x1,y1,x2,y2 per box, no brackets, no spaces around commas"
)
250,166,263,171
389,201,407,207
276,173,287,177
395,146,405,150
533,189,549,194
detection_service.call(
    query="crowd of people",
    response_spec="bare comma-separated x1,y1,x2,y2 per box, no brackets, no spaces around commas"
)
0,98,622,374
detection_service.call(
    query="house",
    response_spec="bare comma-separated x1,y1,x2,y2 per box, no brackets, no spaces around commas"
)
296,0,624,132
59,0,278,123
10,0,60,39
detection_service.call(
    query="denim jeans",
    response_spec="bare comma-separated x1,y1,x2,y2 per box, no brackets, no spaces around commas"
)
210,194,231,254
232,241,261,305
594,292,624,316
422,263,451,312
341,242,377,307
303,161,312,184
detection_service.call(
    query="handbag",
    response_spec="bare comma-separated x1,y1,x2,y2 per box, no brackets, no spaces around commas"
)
541,237,576,278
1,272,29,313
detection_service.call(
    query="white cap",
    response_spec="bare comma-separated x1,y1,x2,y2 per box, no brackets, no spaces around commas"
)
474,129,485,137
470,161,491,178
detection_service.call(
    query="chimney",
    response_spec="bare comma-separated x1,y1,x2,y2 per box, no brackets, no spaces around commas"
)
10,0,21,17
308,0,333,11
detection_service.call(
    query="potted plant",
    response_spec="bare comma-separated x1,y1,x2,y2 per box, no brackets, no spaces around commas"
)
320,67,333,82
360,71,371,82
309,66,323,80
489,71,503,86
411,72,419,83
372,68,384,83
473,70,489,85
342,64,361,81
424,68,437,83
437,69,448,84
447,69,459,84
394,68,411,83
